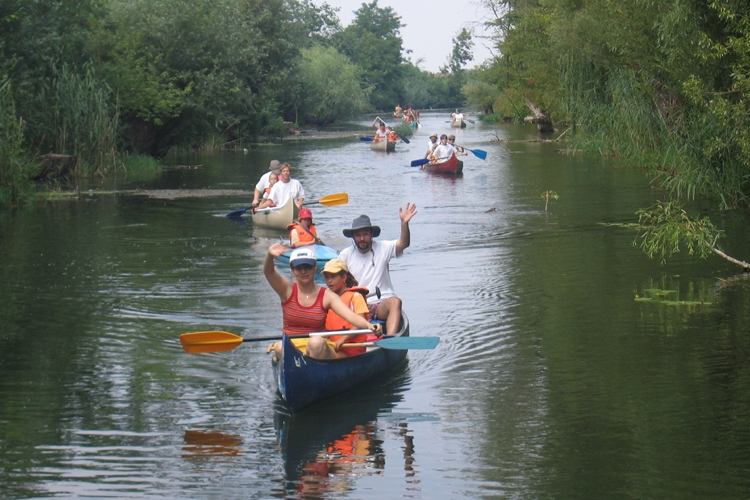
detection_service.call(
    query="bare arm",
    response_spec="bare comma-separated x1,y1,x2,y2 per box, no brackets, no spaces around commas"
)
252,188,262,206
263,243,293,300
396,202,417,256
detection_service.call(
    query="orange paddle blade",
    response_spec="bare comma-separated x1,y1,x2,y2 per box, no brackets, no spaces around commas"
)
180,331,243,354
317,192,348,206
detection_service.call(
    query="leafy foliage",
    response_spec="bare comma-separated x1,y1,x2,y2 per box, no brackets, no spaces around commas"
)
333,0,404,109
295,45,372,124
635,201,723,263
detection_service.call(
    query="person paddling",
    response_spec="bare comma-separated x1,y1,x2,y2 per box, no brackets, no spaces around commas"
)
252,160,282,208
424,133,439,159
287,208,323,248
265,245,381,362
256,163,305,211
425,134,454,167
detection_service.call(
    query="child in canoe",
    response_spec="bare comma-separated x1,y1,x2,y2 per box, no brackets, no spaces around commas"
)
322,259,372,357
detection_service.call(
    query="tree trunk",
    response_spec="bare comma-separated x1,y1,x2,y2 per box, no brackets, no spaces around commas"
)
524,98,554,132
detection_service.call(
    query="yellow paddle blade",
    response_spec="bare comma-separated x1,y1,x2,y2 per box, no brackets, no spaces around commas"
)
180,331,243,354
318,192,348,206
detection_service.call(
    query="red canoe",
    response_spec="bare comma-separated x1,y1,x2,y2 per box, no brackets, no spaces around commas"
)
423,153,463,175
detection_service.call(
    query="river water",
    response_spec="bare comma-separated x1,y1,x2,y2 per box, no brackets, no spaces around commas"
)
2,112,750,498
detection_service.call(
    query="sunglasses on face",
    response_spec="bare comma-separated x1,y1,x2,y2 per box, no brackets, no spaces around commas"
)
293,264,314,271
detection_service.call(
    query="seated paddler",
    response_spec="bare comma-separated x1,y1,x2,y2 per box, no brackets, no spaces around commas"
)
287,208,323,248
264,245,381,362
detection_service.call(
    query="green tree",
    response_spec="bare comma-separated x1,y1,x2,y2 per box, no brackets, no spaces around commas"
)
333,0,405,109
295,45,372,124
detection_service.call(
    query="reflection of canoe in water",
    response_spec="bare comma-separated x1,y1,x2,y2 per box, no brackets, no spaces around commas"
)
370,139,395,152
423,154,463,175
274,314,409,413
451,119,466,128
274,368,409,486
276,244,338,268
252,197,298,230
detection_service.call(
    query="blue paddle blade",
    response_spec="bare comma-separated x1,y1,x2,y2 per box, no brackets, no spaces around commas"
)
410,159,430,167
374,337,439,350
226,207,249,217
360,136,373,142
400,135,410,144
472,149,488,160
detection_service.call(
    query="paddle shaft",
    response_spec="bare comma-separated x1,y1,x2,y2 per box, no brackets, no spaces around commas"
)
375,117,410,144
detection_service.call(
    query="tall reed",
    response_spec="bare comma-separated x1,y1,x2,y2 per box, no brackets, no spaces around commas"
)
34,63,120,176
0,79,34,207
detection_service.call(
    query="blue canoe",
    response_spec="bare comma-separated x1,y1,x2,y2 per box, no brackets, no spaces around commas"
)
275,244,338,269
274,313,409,413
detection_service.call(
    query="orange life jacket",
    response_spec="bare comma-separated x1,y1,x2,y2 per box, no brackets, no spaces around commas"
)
327,287,369,355
388,131,398,141
287,222,317,244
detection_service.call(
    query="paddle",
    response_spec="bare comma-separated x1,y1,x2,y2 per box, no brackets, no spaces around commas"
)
180,329,373,354
306,192,348,207
377,117,410,144
180,329,437,354
226,193,348,218
458,146,487,160
341,336,440,350
360,137,373,142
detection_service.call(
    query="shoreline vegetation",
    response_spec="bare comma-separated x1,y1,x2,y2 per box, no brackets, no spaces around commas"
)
4,1,750,269
0,1,473,209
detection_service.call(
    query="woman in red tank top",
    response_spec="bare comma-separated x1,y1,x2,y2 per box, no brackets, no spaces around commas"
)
264,243,380,360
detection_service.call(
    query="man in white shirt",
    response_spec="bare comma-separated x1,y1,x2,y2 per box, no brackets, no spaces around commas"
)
423,133,439,158
428,134,454,165
252,160,282,208
339,204,418,335
451,108,464,124
256,163,305,210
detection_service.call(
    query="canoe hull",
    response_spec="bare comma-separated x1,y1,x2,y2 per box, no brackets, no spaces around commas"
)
370,139,396,152
451,119,466,128
252,197,298,230
423,154,463,175
276,244,338,268
275,314,409,413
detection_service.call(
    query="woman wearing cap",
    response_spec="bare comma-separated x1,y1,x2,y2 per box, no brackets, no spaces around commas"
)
322,259,371,357
264,243,381,361
287,208,323,248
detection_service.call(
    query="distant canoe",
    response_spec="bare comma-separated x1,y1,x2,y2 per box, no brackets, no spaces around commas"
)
423,153,463,175
370,139,395,152
451,119,466,129
252,197,298,230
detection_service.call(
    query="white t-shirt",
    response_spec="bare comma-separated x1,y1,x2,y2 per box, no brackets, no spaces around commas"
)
339,239,398,303
433,144,454,162
426,139,438,152
268,178,305,207
255,171,273,192
453,113,464,122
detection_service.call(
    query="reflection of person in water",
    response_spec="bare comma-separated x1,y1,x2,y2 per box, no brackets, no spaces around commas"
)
296,424,381,495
